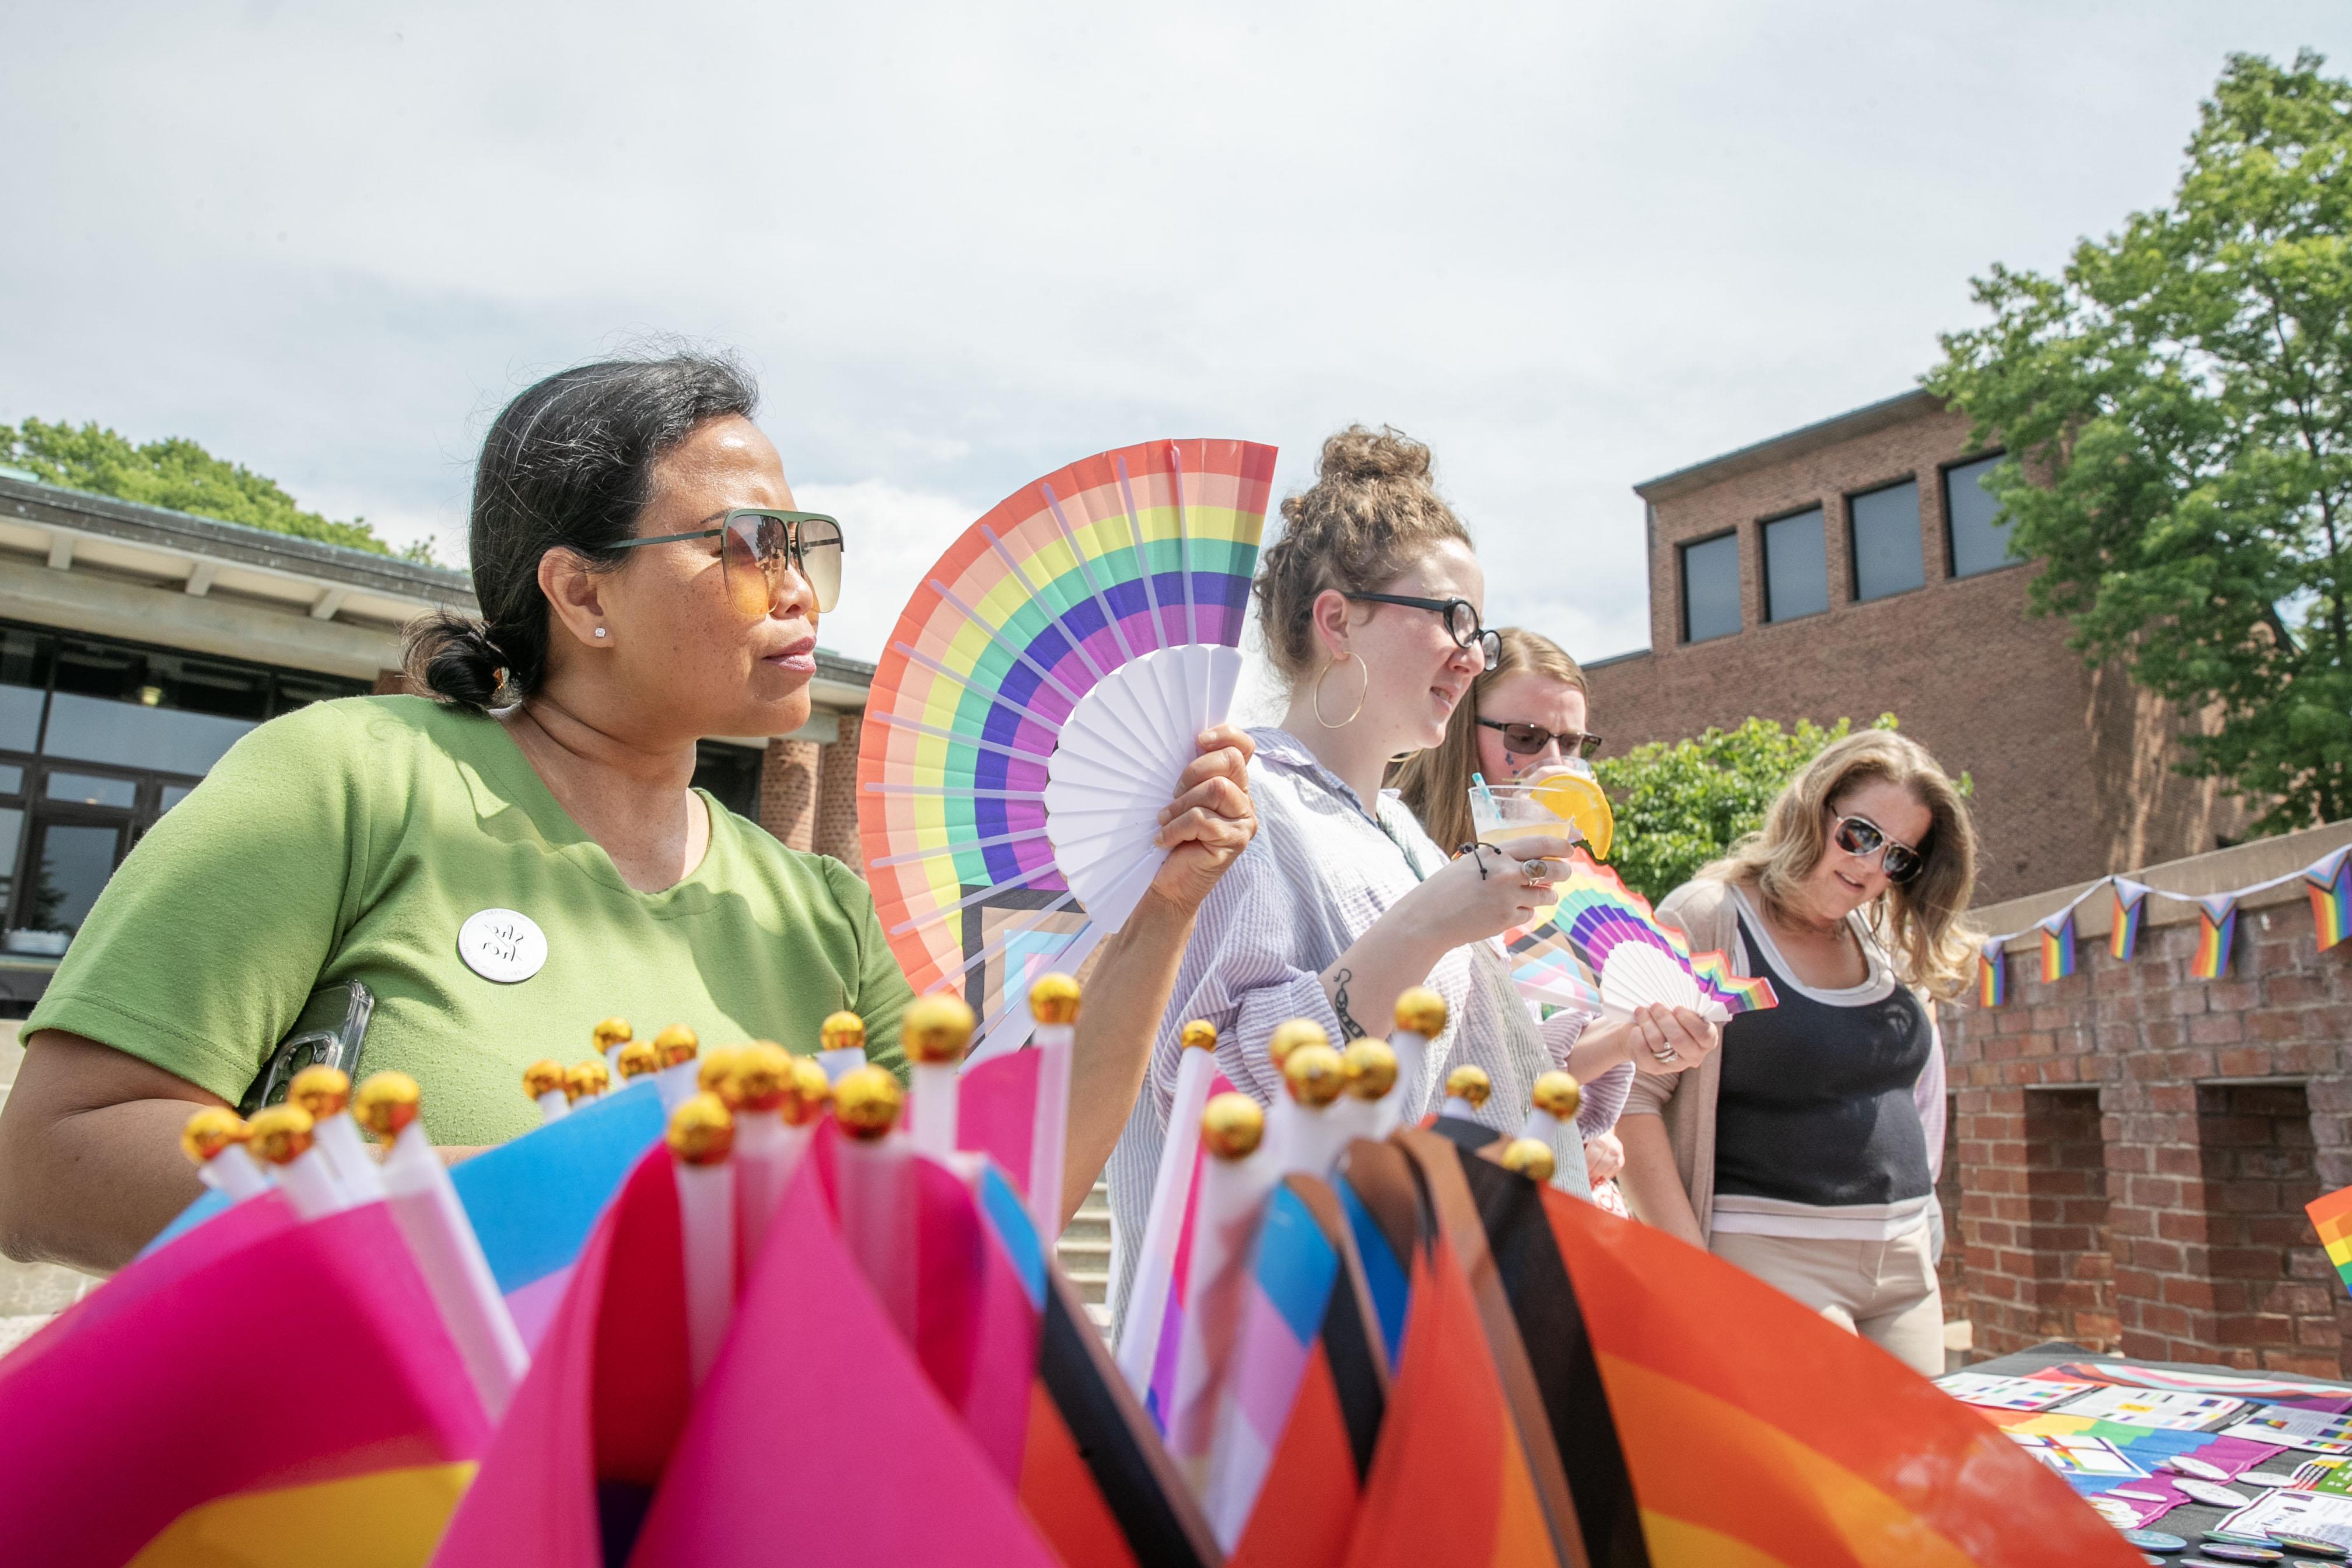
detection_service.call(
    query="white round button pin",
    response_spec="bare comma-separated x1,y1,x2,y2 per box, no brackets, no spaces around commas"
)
458,908,548,984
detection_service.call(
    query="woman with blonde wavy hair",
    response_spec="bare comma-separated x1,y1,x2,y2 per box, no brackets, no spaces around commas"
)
1615,729,1978,1376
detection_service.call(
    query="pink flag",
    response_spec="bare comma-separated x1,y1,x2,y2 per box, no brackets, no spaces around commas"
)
957,1046,1042,1199
628,1167,1058,1567
0,1200,487,1568
429,1147,691,1568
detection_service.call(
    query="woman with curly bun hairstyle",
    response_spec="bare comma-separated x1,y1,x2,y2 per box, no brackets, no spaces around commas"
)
0,351,1259,1270
1105,426,1718,1332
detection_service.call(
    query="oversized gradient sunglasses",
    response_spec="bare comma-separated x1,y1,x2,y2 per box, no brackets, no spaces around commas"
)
1478,719,1603,759
1831,812,1925,884
610,508,845,614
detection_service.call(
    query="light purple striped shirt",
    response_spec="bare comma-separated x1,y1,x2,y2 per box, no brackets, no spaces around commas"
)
1104,727,1629,1330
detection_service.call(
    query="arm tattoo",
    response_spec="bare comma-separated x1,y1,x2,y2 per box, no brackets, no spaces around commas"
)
1329,967,1370,1042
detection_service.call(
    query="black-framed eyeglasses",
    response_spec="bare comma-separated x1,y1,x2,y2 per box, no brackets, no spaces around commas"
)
610,508,845,614
1477,718,1602,759
1342,593,1501,671
1831,812,1926,884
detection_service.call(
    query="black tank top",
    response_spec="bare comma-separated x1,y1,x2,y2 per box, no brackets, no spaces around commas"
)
1712,912,1933,1208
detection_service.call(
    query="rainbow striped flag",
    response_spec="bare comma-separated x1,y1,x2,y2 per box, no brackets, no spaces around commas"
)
2192,894,2240,981
0,1198,489,1568
2111,878,2150,960
2310,1185,2352,1301
2039,911,2077,983
2308,849,2352,954
1978,939,2007,1007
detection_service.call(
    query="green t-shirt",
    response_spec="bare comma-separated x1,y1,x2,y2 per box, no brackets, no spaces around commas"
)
26,695,912,1146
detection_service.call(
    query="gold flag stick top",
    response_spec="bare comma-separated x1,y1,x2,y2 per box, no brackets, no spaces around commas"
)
615,1040,660,1080
566,1059,611,1102
1502,1137,1556,1183
1446,1065,1491,1110
1394,986,1447,1037
1180,1019,1218,1053
1029,972,1082,1027
246,1104,316,1167
818,1012,866,1054
1530,1070,1581,1124
1266,1018,1328,1070
1200,1093,1266,1160
1283,1044,1347,1108
666,1093,736,1166
832,1066,903,1142
522,1060,567,1101
288,1065,351,1121
902,995,977,1066
592,1017,634,1054
352,1072,422,1142
1342,1041,1398,1101
780,1056,832,1127
653,1024,699,1069
180,1107,250,1167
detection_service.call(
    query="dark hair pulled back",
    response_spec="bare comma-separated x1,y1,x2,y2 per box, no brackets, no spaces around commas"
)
404,349,760,712
1251,424,1474,686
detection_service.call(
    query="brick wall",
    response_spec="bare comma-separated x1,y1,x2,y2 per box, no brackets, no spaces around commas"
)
815,713,862,865
1943,820,2352,1374
1586,394,2240,902
759,738,819,852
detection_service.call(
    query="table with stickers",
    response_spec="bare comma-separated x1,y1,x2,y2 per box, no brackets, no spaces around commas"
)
1950,1342,2352,1563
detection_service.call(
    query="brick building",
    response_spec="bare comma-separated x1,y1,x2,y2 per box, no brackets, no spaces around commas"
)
1943,821,2352,1376
1581,389,2243,902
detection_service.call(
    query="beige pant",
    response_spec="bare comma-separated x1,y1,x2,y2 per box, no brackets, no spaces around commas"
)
1710,1226,1944,1377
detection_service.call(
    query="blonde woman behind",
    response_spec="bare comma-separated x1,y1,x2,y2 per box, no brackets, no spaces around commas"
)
1394,628,1721,1193
1615,730,1977,1377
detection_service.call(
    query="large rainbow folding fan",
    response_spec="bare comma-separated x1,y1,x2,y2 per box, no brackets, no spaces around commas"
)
1538,852,1779,1023
857,439,1276,1059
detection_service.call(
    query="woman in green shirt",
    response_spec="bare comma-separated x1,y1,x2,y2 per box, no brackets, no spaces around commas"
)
0,352,1257,1271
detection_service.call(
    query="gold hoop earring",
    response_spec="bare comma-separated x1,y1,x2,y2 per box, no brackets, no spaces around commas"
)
1313,653,1369,729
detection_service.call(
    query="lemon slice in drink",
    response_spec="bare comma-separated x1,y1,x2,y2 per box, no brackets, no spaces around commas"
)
1532,769,1614,861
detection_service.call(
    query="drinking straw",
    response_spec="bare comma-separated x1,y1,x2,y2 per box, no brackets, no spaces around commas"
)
1517,1070,1583,1194
523,1059,570,1124
904,995,976,1166
1271,1042,1351,1181
289,1065,385,1203
178,1107,271,1202
1471,770,1499,816
1114,1019,1220,1396
1166,1093,1277,1491
246,1104,346,1219
667,1091,738,1387
1441,1063,1490,1121
832,1065,917,1343
1027,974,1080,1242
356,1070,528,1418
1382,988,1447,1134
652,1024,701,1112
817,1010,868,1086
593,1016,634,1074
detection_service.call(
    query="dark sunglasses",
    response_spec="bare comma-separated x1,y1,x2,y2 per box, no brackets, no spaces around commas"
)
1831,812,1926,884
1342,592,1502,672
1478,718,1602,760
609,508,845,614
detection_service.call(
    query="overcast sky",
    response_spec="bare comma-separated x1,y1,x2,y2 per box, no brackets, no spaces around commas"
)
5,2,2347,692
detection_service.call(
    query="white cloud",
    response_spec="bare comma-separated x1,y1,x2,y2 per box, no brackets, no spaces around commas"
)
790,478,986,667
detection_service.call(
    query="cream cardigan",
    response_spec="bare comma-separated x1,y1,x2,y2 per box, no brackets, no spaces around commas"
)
1620,877,1947,1244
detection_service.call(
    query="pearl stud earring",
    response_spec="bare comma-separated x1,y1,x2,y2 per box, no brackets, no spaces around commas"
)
594,628,608,638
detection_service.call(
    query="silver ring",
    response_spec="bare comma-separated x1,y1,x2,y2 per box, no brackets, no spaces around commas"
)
1521,858,1556,884
1652,1045,1679,1063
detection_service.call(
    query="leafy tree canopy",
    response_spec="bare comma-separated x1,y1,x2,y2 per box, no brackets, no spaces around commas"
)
2,417,439,566
1928,50,2352,834
1594,715,1902,904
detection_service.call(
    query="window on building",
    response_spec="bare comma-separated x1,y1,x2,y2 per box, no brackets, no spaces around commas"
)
1762,508,1828,622
1679,533,1741,643
1849,479,1925,603
1945,453,2017,578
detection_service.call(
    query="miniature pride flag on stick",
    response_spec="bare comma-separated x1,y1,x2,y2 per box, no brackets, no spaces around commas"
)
1334,1038,1398,1145
1167,1092,1276,1493
905,995,976,1164
2310,1184,2352,1302
178,1107,271,1202
652,1024,702,1112
1115,1019,1222,1397
1272,1034,1351,1180
247,1104,345,1218
290,1065,384,1203
524,1059,570,1124
356,1070,529,1418
1027,974,1080,1243
817,1010,867,1084
834,1064,917,1342
668,1091,737,1387
594,1016,634,1074
1382,987,1446,1135
1519,1069,1583,1192
715,1043,820,1261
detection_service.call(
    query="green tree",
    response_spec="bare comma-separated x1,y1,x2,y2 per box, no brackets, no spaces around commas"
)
2,417,439,565
1927,50,2352,834
1594,715,1892,904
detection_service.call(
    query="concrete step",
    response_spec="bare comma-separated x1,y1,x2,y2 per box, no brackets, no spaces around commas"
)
1061,1213,1111,1245
1066,1268,1110,1304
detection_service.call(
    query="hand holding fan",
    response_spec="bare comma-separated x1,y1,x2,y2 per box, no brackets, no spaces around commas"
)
1546,852,1779,1025
858,439,1276,1060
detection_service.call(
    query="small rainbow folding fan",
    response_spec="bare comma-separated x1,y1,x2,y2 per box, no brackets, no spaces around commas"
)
1542,852,1778,1024
858,439,1277,1056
